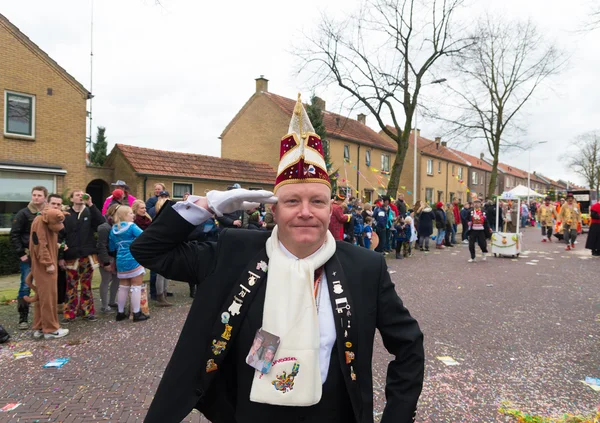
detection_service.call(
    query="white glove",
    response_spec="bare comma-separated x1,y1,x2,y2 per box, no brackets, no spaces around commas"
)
206,189,277,217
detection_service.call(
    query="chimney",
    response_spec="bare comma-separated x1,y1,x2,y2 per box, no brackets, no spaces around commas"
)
435,137,441,149
313,96,326,111
414,128,420,137
335,117,341,127
441,141,447,147
480,152,484,160
357,113,366,125
255,75,269,93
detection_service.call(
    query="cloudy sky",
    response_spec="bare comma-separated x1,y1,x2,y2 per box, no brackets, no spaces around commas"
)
2,0,599,186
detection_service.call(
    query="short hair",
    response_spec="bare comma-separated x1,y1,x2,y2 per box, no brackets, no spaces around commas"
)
32,186,48,197
154,183,166,190
47,194,62,203
69,189,83,198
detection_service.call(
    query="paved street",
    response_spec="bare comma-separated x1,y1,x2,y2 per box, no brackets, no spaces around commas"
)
1,226,598,422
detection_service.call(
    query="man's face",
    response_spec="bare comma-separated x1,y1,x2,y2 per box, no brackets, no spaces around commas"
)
453,198,458,205
31,190,46,206
264,349,275,362
399,195,404,202
560,199,565,205
48,197,63,210
567,197,573,205
545,200,550,206
272,184,331,256
71,191,84,205
154,185,163,196
252,337,263,352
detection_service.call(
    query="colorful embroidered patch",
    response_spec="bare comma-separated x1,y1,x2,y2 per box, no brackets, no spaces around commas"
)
345,351,355,364
221,324,232,341
272,362,300,393
212,339,227,355
256,261,268,272
206,359,218,373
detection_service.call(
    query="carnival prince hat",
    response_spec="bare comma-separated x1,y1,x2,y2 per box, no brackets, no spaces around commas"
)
274,94,331,193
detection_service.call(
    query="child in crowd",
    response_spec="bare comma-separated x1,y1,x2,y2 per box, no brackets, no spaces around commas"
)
363,216,373,249
406,216,417,257
153,199,174,306
109,206,150,322
394,215,412,259
352,206,365,247
96,204,120,313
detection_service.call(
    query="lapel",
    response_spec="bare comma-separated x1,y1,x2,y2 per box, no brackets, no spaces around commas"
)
325,252,362,421
200,248,269,392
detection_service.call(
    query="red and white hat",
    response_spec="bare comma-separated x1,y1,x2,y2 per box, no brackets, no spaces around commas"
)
274,94,331,193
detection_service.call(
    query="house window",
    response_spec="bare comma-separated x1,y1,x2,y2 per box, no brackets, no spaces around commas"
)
365,150,371,166
458,167,463,179
437,190,444,202
472,172,478,185
505,176,510,188
172,182,193,199
438,161,442,174
381,154,390,173
364,189,373,203
427,159,433,175
450,192,455,202
425,188,434,204
0,170,55,229
452,165,455,176
344,145,350,162
5,91,35,137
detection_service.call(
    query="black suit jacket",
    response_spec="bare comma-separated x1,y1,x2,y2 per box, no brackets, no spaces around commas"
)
131,205,424,423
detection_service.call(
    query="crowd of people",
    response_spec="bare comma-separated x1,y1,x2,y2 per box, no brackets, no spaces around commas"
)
4,176,599,344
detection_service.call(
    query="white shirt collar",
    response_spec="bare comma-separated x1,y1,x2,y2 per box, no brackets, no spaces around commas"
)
278,241,326,261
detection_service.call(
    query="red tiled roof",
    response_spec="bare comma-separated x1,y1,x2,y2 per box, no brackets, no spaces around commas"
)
382,126,470,165
265,93,397,152
449,150,493,172
114,144,276,185
0,13,90,97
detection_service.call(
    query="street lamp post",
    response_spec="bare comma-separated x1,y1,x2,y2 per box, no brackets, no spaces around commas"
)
413,78,447,205
527,141,548,205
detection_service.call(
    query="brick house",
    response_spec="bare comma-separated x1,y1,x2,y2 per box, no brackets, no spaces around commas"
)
450,150,497,200
105,144,276,202
380,128,470,205
221,77,399,203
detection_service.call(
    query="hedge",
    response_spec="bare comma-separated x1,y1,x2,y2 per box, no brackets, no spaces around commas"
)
0,235,19,276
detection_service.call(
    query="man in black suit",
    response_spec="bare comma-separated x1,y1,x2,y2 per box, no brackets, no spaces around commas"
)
131,96,424,423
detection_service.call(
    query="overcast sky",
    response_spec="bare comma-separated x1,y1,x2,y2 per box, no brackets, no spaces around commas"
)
2,0,599,186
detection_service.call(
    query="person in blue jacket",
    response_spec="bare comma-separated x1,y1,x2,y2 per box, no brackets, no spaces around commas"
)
109,205,150,322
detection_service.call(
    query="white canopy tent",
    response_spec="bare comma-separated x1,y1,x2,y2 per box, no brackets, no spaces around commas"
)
502,184,545,199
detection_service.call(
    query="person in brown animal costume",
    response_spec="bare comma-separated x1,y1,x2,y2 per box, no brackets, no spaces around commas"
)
24,208,70,340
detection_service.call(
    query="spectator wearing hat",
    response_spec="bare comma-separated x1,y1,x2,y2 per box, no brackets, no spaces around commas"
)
148,190,170,218
466,198,492,263
373,196,394,253
352,205,365,247
417,203,435,251
434,202,446,249
102,180,137,215
536,196,558,242
559,193,581,251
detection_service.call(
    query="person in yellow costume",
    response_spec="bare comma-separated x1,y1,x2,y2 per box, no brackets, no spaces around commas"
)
536,196,558,243
559,193,581,250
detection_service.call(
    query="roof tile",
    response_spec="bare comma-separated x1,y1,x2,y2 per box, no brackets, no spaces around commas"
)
115,144,276,185
265,93,396,151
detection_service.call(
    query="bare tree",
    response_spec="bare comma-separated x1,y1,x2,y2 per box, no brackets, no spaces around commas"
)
442,15,564,196
570,131,600,192
294,0,473,197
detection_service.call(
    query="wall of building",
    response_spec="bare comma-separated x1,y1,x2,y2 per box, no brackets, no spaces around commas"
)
419,155,467,204
0,23,88,192
221,94,290,170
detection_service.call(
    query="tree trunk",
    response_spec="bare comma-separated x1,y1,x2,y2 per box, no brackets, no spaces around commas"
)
488,155,500,198
387,135,409,198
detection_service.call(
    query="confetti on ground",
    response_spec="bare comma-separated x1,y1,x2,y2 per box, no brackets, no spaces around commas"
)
0,403,21,412
530,259,539,262
581,377,600,391
13,351,32,360
526,262,538,266
388,270,396,274
43,358,70,368
486,284,494,287
437,356,460,366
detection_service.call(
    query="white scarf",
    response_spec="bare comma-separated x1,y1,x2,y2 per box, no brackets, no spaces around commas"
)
250,226,336,406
